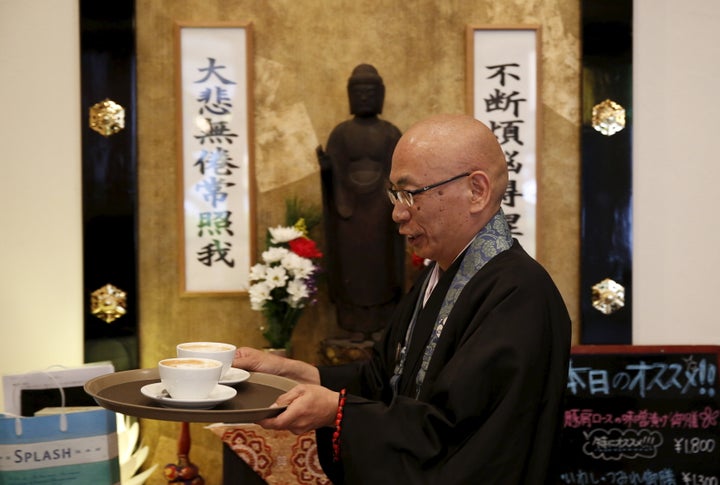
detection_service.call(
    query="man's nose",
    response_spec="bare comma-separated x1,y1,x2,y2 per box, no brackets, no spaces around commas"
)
391,203,410,223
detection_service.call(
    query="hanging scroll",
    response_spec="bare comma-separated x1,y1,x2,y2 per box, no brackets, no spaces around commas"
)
175,22,256,295
466,25,539,257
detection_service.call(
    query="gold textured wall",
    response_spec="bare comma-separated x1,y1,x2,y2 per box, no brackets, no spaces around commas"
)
136,1,580,482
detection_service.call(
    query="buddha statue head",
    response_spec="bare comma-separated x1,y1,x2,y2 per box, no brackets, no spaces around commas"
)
347,64,385,117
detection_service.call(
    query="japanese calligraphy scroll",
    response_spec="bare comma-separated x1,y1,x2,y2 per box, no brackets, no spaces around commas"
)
466,26,539,257
175,23,256,295
559,345,720,484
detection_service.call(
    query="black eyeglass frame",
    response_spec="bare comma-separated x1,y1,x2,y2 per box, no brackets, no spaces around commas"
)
387,172,471,206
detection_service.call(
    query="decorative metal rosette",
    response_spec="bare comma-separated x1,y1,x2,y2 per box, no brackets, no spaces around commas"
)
91,283,127,323
591,278,625,315
89,98,125,136
592,99,626,136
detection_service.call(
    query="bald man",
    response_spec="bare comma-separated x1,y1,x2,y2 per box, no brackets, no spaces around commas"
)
234,114,571,484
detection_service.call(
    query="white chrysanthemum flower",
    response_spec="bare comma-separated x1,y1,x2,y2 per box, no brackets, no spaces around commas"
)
269,225,304,244
281,252,315,279
285,278,310,308
248,263,268,282
262,246,290,264
264,265,288,289
248,282,272,310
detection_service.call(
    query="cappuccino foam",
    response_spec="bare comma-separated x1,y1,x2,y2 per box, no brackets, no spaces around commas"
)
179,343,233,352
162,358,219,368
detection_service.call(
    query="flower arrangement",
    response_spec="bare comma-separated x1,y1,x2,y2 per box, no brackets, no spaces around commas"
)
248,215,323,349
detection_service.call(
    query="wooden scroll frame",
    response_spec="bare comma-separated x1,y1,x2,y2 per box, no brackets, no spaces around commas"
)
175,22,256,295
466,25,540,257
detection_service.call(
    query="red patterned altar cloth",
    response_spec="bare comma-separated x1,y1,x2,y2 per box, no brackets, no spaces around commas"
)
209,423,330,484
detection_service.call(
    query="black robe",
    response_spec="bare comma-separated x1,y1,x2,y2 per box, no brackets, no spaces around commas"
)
316,241,571,484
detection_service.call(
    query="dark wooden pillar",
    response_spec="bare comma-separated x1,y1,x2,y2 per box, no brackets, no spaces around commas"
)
80,0,138,370
580,0,633,343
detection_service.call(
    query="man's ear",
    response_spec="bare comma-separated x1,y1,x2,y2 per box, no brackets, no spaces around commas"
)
468,170,491,212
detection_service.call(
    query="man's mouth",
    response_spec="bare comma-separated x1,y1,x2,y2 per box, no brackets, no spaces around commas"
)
399,226,420,242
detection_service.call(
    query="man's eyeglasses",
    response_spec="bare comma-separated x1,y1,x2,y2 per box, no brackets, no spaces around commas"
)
387,172,471,207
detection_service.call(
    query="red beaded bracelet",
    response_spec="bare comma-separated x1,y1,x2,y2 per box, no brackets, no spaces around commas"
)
332,388,347,462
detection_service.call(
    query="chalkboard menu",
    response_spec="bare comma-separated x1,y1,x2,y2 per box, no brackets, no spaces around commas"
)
557,345,720,484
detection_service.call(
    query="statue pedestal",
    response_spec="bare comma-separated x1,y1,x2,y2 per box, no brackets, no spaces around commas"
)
319,338,373,365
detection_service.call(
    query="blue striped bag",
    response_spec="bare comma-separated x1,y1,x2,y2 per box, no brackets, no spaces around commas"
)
0,408,120,484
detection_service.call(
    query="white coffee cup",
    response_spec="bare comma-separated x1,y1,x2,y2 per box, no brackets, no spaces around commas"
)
176,341,237,378
158,357,223,400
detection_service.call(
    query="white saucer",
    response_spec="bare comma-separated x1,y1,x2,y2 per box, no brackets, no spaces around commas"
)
140,383,237,409
220,368,250,385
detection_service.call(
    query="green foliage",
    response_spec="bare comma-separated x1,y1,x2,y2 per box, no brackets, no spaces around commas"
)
285,197,321,232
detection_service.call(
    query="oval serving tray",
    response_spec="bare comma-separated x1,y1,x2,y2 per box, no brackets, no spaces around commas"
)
84,368,296,423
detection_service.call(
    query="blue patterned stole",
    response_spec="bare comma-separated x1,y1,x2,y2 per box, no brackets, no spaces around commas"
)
391,209,514,398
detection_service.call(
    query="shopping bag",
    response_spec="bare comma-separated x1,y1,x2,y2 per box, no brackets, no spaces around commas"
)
3,362,115,416
0,408,120,484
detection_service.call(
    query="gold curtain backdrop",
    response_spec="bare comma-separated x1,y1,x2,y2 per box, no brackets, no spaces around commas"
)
136,1,580,483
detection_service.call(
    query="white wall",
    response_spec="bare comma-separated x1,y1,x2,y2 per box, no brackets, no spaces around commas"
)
0,0,83,410
633,0,720,344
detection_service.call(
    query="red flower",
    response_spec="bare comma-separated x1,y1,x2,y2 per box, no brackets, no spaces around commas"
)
289,237,323,259
411,253,427,269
